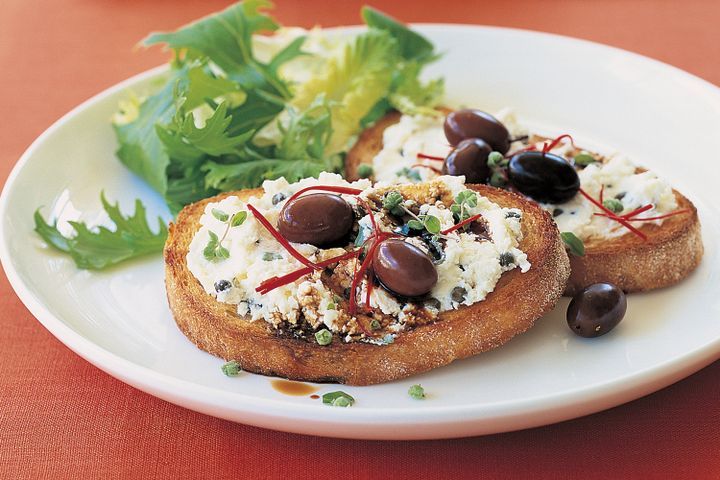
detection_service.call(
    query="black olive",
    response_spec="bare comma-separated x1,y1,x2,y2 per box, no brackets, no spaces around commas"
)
507,151,580,203
442,138,492,183
444,109,511,153
552,208,564,217
214,279,232,292
372,239,438,298
278,193,353,247
567,283,627,338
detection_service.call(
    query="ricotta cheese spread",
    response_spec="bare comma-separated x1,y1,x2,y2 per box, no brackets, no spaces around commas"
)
186,173,530,342
541,155,677,240
371,110,677,241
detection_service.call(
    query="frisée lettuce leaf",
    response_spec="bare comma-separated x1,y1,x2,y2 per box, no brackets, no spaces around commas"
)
35,2,443,270
360,6,444,122
361,6,436,63
203,96,339,191
34,194,168,270
144,0,291,98
291,30,397,153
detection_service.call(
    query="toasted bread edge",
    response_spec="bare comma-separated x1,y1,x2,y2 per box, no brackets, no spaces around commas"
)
164,185,569,385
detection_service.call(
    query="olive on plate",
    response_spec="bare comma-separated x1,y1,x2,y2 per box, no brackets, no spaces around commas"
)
507,151,580,203
442,138,492,183
372,239,438,298
567,283,627,338
278,193,353,247
444,109,511,154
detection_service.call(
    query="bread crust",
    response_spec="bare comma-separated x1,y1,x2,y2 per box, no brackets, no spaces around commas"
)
164,185,569,385
346,111,703,295
565,191,702,295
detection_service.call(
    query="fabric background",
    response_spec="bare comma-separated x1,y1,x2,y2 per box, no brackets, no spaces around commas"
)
1,1,719,478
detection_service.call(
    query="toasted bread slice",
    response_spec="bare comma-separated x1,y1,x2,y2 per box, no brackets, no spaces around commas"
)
164,184,569,385
346,111,703,295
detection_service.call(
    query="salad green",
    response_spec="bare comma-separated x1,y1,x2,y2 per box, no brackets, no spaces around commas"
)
34,194,167,270
34,1,443,270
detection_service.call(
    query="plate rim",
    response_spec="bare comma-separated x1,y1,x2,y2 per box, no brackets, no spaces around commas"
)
2,23,720,438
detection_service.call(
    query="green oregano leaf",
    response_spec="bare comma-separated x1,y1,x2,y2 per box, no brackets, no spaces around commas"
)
423,215,441,234
231,210,248,227
212,208,229,222
382,190,405,216
203,243,218,260
561,231,585,256
407,219,424,230
455,190,477,207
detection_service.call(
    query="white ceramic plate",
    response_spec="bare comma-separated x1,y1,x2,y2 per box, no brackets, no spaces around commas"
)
2,25,720,440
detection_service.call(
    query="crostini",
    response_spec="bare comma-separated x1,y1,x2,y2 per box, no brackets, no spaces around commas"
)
164,173,569,385
346,109,703,295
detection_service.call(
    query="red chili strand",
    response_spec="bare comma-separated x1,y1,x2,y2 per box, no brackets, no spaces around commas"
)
286,185,363,204
256,268,315,295
441,213,484,235
509,144,537,157
256,249,361,294
542,134,576,154
356,197,378,233
578,189,648,240
247,204,320,270
410,163,443,174
595,209,690,223
416,152,445,162
621,204,653,219
624,209,691,221
599,185,605,204
253,184,405,321
348,231,394,316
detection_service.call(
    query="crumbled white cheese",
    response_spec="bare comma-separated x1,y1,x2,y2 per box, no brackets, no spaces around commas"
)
186,173,369,332
428,193,530,311
187,174,530,337
371,111,679,241
371,110,526,184
372,114,452,183
543,156,678,240
419,203,455,231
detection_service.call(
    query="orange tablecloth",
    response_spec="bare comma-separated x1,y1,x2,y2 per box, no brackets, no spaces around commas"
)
2,1,719,477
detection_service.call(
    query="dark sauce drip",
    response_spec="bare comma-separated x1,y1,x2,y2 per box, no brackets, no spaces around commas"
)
270,379,320,396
